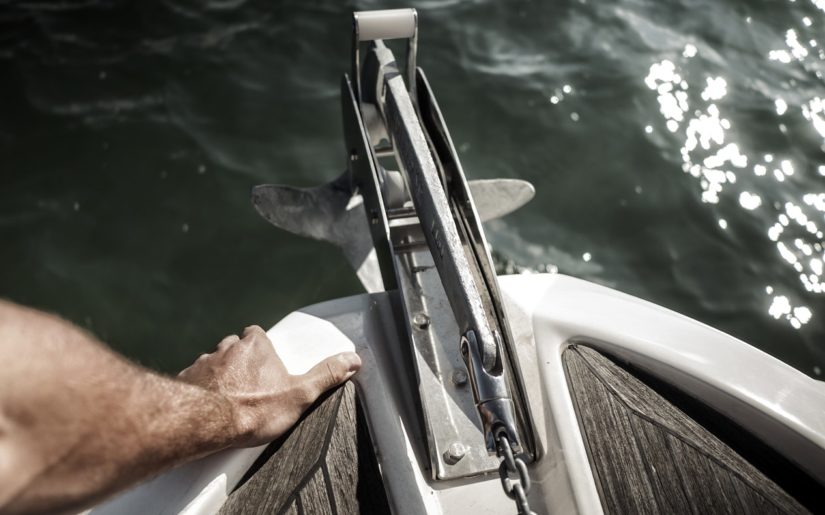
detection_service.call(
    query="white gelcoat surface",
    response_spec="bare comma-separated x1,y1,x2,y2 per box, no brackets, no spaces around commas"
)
92,274,825,515
268,311,356,375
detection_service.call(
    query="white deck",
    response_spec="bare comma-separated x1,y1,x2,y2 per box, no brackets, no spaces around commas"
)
92,273,825,514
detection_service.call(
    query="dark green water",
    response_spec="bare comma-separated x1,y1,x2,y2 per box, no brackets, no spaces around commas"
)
1,0,823,376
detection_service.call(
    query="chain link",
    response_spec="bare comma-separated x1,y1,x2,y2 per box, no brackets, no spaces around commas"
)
495,433,536,515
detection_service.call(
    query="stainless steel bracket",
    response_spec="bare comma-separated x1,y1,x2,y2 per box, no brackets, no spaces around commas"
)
342,13,534,481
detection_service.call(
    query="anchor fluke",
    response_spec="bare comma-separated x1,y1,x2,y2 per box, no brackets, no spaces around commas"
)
251,175,534,293
470,179,534,222
251,174,384,293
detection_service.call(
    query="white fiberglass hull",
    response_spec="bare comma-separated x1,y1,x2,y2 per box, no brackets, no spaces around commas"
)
92,273,825,514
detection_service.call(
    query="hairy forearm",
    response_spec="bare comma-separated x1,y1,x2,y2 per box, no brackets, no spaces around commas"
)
0,300,239,514
0,298,361,515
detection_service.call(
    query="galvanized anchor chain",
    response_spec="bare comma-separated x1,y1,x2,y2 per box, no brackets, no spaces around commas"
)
461,330,534,513
496,433,536,515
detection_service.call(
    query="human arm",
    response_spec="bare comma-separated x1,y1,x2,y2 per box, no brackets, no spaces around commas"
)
0,299,361,514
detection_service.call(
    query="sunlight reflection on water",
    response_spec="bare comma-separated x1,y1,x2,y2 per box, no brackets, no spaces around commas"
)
645,14,825,332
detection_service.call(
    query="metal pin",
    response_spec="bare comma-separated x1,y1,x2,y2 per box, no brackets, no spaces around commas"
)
443,442,466,464
412,313,430,329
452,368,468,386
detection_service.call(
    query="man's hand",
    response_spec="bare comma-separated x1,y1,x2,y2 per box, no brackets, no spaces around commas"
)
0,299,362,515
178,325,361,447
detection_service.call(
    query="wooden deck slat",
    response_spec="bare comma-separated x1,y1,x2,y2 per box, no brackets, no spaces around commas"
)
627,415,691,514
218,382,390,515
324,388,360,514
563,345,809,515
300,470,333,515
283,499,299,515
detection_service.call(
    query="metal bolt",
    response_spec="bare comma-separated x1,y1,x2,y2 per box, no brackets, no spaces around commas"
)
452,368,468,386
412,313,430,329
444,442,466,464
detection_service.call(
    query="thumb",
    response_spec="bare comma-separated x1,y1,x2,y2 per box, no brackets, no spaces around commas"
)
301,352,362,399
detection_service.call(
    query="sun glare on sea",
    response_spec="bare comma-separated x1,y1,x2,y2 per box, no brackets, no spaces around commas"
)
644,10,825,332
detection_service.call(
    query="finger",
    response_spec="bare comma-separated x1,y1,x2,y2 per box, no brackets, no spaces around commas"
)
241,325,268,342
177,361,199,379
300,352,362,399
217,334,240,352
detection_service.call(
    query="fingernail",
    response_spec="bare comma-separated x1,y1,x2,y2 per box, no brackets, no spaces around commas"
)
341,352,362,372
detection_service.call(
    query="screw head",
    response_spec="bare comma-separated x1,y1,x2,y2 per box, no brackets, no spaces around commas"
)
452,368,468,386
412,313,430,329
444,442,466,464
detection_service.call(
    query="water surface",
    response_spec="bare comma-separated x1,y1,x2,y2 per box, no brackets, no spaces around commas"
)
1,0,823,376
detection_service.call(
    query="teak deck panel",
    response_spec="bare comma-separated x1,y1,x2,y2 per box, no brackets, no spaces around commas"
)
220,344,816,514
563,344,810,515
219,382,390,515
